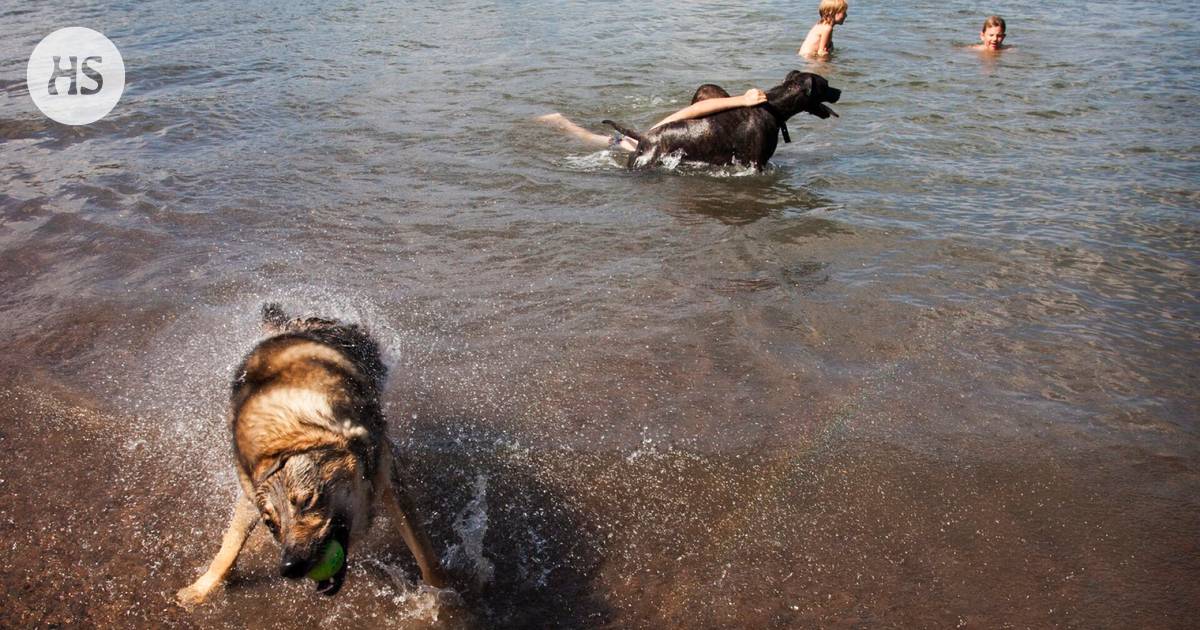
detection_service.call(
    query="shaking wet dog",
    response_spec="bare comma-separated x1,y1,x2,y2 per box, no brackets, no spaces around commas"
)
176,304,446,606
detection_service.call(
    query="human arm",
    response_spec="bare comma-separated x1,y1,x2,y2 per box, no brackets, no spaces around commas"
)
815,25,833,56
649,88,767,130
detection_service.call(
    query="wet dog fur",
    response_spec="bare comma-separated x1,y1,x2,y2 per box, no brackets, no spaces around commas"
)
604,70,841,171
176,304,446,607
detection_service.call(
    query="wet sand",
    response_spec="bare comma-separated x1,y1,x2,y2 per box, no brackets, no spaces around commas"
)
1,278,1195,627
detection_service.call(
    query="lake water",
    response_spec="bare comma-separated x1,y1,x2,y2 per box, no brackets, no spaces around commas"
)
1,0,1198,627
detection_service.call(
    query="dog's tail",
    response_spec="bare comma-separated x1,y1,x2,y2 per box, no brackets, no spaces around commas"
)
602,120,643,143
261,302,290,332
261,303,343,336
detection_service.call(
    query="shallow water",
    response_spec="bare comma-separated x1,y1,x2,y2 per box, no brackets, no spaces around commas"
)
1,0,1198,627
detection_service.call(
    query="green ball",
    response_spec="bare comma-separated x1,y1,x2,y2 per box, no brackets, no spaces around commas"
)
306,540,345,582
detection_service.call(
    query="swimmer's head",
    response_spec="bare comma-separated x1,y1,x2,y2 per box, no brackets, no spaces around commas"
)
819,0,848,24
691,84,731,103
980,15,1006,50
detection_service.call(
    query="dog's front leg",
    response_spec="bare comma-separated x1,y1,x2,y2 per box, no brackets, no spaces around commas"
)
176,492,259,607
378,444,448,588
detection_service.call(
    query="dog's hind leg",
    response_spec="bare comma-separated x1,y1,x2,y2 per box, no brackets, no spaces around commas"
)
176,492,259,607
378,443,448,588
630,145,662,170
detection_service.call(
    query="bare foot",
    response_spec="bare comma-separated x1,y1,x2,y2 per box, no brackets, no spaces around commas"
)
536,112,567,125
536,112,610,147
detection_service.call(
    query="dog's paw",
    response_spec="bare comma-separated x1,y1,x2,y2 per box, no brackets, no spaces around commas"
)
175,582,213,609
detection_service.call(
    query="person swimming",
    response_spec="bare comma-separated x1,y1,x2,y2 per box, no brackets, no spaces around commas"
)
538,84,766,152
972,15,1008,51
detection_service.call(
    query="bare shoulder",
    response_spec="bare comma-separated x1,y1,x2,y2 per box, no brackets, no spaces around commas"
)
799,22,830,56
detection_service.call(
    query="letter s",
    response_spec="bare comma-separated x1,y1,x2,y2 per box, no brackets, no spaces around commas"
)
80,56,103,95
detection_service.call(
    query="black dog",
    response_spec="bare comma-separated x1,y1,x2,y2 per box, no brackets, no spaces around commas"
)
604,71,841,171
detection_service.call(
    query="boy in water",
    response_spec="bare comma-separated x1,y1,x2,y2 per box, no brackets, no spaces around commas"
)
973,15,1008,51
798,0,848,58
538,85,767,152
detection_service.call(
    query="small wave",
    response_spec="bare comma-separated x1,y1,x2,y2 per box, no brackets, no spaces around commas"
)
623,94,678,108
1027,109,1067,119
688,161,762,178
562,147,763,176
562,150,623,171
663,156,763,178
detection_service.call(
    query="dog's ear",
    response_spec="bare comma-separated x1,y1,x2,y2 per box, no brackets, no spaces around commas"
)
797,74,814,97
785,71,815,95
255,456,288,486
282,452,321,490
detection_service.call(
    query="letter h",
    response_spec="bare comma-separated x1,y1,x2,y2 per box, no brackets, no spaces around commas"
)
48,56,78,95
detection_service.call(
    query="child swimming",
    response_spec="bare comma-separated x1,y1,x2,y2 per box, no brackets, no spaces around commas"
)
798,0,848,58
538,85,767,152
972,15,1008,51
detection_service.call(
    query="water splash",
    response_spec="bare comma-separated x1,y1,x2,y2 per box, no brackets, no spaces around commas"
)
630,150,761,176
562,150,622,171
696,161,761,178
633,148,687,170
443,474,495,587
367,559,458,623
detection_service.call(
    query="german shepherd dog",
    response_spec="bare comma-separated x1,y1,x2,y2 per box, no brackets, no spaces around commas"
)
177,304,446,607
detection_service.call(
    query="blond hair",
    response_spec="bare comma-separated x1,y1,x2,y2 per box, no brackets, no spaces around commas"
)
981,15,1006,32
819,0,848,20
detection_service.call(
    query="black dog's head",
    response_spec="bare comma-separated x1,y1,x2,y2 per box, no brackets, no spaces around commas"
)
768,70,841,120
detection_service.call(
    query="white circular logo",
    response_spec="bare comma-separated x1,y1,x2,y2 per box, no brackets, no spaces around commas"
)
27,27,125,126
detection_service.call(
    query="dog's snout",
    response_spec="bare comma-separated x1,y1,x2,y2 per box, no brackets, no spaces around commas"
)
827,87,841,103
280,555,309,580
